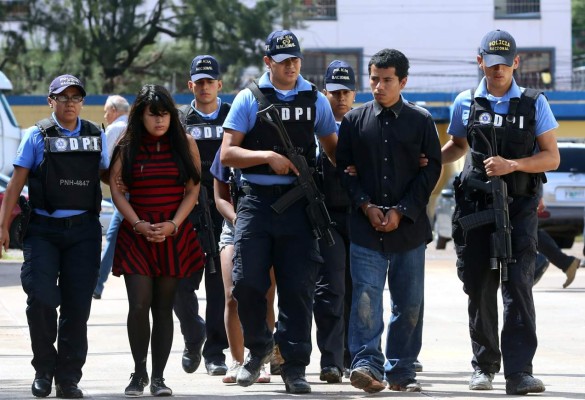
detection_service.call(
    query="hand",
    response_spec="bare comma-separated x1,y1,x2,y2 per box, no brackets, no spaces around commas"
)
134,221,166,242
267,152,299,175
345,165,357,176
378,209,402,232
483,156,516,177
150,221,175,241
419,153,428,168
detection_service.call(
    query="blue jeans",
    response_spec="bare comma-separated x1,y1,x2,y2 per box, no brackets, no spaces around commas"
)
94,207,123,296
348,242,425,385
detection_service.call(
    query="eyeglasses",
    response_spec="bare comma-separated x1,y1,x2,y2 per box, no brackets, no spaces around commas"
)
50,95,84,103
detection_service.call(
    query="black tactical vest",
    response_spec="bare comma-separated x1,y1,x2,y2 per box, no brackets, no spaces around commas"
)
180,102,230,189
241,84,317,176
29,117,103,213
319,142,351,210
464,88,541,196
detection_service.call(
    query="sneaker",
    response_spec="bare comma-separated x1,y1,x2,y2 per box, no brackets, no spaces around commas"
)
349,367,385,394
149,377,172,397
269,344,284,375
505,372,545,395
92,292,101,300
236,351,271,387
413,359,423,372
124,372,149,396
469,370,494,390
256,365,271,383
388,378,422,392
319,366,342,383
222,361,242,384
563,257,580,288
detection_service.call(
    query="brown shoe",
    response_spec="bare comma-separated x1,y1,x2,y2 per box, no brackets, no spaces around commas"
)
563,258,580,288
349,367,385,393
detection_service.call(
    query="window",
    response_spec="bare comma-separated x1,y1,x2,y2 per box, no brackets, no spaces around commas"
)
514,48,554,90
494,0,540,19
301,49,362,91
297,0,337,20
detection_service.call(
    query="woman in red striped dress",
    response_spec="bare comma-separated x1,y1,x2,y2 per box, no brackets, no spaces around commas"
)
109,84,204,397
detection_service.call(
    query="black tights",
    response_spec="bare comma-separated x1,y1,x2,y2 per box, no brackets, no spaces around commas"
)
124,274,179,379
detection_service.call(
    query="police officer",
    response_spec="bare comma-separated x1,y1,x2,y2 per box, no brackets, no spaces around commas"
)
441,30,560,395
220,30,337,394
173,55,229,376
314,60,356,383
0,74,109,399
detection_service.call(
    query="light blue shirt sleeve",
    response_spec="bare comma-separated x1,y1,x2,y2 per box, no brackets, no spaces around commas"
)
314,92,337,137
534,94,558,136
222,88,258,134
446,90,472,138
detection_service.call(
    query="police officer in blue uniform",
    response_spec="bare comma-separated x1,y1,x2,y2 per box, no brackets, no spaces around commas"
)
314,60,356,383
442,30,560,395
174,55,229,376
220,30,337,394
0,74,109,399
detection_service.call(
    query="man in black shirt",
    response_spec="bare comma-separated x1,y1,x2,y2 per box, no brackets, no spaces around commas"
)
336,49,441,393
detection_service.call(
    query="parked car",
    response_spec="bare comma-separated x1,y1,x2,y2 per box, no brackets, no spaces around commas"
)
433,141,585,250
0,172,113,236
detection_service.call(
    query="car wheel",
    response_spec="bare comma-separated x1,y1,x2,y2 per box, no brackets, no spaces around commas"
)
9,214,23,249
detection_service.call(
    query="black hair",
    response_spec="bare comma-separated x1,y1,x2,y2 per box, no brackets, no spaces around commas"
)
368,49,410,80
112,84,200,187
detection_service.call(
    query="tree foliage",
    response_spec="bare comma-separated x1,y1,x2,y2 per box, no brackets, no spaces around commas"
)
573,0,585,65
0,0,294,94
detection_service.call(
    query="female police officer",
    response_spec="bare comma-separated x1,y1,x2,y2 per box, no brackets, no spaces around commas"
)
0,74,109,399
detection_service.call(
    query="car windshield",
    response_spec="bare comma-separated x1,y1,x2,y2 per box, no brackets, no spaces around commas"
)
557,148,585,173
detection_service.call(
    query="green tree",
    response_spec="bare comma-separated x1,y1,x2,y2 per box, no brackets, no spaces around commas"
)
573,0,585,66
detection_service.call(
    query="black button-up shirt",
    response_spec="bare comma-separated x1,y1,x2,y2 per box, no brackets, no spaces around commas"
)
336,97,442,252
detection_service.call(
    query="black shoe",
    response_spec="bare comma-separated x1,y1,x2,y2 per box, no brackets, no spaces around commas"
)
236,351,271,387
55,382,83,399
284,375,311,394
124,372,149,396
182,343,203,373
505,372,545,395
319,366,342,383
150,377,172,396
92,291,101,300
414,359,423,372
205,360,228,376
31,372,52,398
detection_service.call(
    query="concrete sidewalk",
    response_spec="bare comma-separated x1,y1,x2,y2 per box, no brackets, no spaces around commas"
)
0,244,584,399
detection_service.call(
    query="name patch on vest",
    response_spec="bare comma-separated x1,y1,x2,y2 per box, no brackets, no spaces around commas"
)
186,125,224,140
473,111,525,129
46,137,102,152
275,106,314,122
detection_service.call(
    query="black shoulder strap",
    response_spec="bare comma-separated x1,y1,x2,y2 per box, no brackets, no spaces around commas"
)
35,117,59,137
81,119,102,136
517,88,541,116
247,80,272,111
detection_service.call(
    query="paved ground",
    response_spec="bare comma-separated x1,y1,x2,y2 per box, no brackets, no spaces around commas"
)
0,241,584,399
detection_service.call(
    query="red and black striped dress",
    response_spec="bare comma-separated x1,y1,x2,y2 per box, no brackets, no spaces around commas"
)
112,133,204,278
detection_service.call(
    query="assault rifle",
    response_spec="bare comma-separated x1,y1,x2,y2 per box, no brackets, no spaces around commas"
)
190,186,218,274
457,126,515,282
17,195,31,246
256,104,335,246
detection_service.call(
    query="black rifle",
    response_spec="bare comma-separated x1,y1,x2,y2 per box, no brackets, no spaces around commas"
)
190,186,218,274
17,195,31,246
255,104,335,246
227,168,240,211
458,126,515,282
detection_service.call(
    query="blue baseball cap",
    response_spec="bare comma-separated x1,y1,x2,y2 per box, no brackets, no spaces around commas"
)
324,60,355,91
190,55,220,81
265,30,303,63
49,74,86,96
479,29,517,67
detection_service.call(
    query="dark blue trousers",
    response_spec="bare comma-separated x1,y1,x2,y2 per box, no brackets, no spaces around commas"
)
20,213,101,384
314,209,349,370
453,193,539,378
232,186,321,377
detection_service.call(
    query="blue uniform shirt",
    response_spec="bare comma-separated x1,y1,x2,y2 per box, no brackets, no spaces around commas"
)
14,114,109,218
223,72,337,185
447,77,558,138
190,97,223,120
